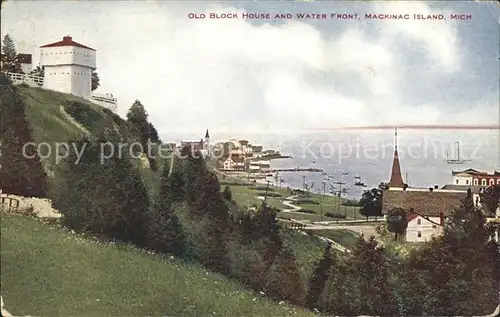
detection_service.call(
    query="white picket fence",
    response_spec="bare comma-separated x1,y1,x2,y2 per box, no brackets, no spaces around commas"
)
2,71,44,87
1,71,118,113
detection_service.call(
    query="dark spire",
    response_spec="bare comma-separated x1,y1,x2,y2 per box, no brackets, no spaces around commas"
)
388,127,405,188
205,129,210,139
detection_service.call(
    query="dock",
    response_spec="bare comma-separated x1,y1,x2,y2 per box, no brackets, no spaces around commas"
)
263,168,324,173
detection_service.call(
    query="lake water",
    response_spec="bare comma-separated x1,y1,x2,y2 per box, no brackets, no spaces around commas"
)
166,130,500,200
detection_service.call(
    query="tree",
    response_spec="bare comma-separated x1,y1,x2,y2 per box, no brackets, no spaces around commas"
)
126,100,159,171
91,69,100,91
359,187,383,219
305,243,335,309
148,122,159,143
0,83,48,197
28,66,44,78
158,158,185,209
479,184,500,216
127,100,149,132
1,34,23,74
222,185,232,201
264,247,305,306
325,236,398,316
398,189,499,316
52,138,150,246
147,199,186,256
386,207,407,241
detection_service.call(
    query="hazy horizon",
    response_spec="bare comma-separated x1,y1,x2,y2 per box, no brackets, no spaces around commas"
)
1,0,499,134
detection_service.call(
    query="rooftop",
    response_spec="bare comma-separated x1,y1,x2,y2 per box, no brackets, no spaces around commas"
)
452,168,500,176
441,184,484,194
382,189,466,217
40,36,96,51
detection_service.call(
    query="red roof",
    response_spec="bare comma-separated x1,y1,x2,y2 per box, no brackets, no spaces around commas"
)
388,128,405,188
40,36,95,51
407,213,419,222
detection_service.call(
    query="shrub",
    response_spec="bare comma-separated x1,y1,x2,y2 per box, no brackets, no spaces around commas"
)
297,209,315,214
325,212,346,219
295,199,319,205
222,185,233,201
342,199,361,207
64,101,104,132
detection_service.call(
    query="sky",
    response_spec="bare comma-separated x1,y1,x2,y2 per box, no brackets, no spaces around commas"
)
1,0,499,138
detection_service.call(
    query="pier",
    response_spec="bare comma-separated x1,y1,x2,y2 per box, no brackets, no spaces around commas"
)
264,168,324,173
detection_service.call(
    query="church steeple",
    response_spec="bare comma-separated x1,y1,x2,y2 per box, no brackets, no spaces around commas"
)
388,127,405,188
205,129,210,139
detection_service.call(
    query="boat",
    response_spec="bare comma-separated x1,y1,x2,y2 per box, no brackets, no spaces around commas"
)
446,141,472,164
354,175,367,187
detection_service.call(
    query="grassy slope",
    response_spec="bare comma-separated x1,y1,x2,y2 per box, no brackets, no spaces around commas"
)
17,86,164,198
0,212,314,317
308,229,361,249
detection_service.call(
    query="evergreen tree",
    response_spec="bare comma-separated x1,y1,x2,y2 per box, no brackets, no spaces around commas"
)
479,184,500,215
256,202,279,236
222,185,232,201
0,84,48,197
125,100,160,171
1,34,23,74
398,189,499,315
147,199,185,256
158,158,185,209
325,236,398,316
28,66,44,78
148,122,159,143
91,69,100,91
247,229,284,290
181,148,206,206
112,156,150,246
200,218,230,274
305,243,335,309
126,100,149,138
52,138,150,245
264,246,305,306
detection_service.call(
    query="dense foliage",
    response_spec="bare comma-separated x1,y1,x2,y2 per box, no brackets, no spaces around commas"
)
1,34,23,74
0,80,48,197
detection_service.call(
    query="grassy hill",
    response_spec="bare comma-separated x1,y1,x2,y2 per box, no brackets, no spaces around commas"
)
3,85,362,315
0,211,314,316
13,85,163,197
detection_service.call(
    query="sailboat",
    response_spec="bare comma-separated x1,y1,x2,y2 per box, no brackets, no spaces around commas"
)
354,175,367,187
446,141,472,164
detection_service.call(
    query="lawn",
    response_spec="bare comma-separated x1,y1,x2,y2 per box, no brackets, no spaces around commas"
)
224,184,289,210
0,211,314,317
224,181,365,221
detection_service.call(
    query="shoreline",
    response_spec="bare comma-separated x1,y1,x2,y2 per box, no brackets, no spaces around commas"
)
218,170,360,201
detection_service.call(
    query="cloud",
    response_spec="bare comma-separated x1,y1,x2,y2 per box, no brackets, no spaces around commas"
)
1,0,497,136
371,1,460,72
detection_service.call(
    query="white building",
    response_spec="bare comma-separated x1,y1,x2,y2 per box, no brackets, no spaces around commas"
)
452,171,474,186
222,154,245,170
40,36,96,98
406,213,444,242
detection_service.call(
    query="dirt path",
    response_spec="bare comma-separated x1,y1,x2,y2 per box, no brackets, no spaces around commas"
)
282,195,300,212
